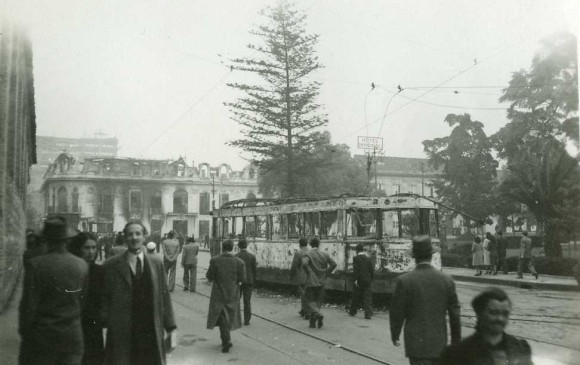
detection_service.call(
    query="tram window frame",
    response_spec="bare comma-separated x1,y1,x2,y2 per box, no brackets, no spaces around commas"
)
304,212,320,237
271,214,287,240
245,215,268,240
382,210,400,238
346,209,378,238
288,213,304,239
320,210,340,239
399,209,420,238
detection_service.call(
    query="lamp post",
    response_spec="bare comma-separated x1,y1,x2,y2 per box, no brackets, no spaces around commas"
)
210,169,217,212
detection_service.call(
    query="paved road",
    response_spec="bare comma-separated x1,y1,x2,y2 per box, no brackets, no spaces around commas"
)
2,251,578,365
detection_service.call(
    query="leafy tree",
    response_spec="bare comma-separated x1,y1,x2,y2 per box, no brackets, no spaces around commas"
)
493,32,579,257
258,131,368,197
423,113,498,224
226,2,327,197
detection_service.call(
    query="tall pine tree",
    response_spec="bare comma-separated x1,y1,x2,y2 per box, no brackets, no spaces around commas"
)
226,2,327,197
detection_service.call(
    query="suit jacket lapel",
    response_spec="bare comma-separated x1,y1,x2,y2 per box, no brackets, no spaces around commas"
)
115,251,132,288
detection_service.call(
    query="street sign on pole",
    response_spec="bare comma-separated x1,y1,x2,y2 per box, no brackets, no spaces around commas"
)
357,136,383,151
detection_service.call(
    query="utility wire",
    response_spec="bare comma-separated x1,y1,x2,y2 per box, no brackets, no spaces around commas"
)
138,70,232,154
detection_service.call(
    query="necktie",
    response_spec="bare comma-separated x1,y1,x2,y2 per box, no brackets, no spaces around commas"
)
136,256,142,278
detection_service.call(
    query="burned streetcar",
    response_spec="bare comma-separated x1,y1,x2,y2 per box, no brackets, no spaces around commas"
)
211,194,441,294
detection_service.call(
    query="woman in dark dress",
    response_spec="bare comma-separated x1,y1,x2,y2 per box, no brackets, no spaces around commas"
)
69,232,105,365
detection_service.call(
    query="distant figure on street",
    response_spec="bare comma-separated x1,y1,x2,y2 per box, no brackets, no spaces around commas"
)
204,233,209,249
517,231,538,279
69,232,105,365
22,229,46,271
235,239,257,325
349,243,374,319
289,238,310,319
19,216,88,365
101,220,176,365
146,241,157,255
390,235,461,365
472,236,484,276
114,231,124,246
495,230,508,275
486,232,497,275
440,287,532,365
303,237,337,329
161,231,180,292
95,235,104,261
110,241,128,257
206,240,246,353
182,237,200,292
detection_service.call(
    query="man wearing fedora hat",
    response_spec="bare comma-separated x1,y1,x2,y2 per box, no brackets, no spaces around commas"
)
390,235,461,365
19,215,88,365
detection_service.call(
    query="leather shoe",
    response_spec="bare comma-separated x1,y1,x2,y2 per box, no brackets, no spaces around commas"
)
222,342,232,353
309,316,316,328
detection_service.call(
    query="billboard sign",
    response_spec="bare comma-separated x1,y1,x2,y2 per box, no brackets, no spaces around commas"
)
357,136,383,151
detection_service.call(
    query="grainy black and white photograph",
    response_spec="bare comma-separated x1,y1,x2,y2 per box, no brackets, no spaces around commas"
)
1,0,579,364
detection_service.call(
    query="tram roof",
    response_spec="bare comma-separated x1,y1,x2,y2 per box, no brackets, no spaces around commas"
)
213,193,439,217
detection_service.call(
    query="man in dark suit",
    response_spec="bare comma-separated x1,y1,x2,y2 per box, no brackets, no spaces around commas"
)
440,287,532,365
390,235,461,365
101,221,176,365
206,240,246,353
495,230,508,275
181,237,200,292
303,237,337,329
517,231,538,279
235,239,257,325
290,238,309,319
349,243,374,319
19,216,88,365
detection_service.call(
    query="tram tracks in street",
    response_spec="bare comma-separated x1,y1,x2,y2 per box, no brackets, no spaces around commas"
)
172,280,396,365
191,264,580,361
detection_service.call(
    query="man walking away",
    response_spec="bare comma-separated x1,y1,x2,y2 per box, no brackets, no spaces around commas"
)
349,243,374,319
289,238,309,319
235,239,257,325
101,220,176,365
440,287,532,365
517,231,538,279
390,235,461,365
495,230,508,275
206,240,246,353
19,216,88,365
303,237,337,329
182,237,200,292
161,231,180,292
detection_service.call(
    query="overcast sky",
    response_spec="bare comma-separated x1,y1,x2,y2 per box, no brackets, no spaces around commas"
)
5,0,579,169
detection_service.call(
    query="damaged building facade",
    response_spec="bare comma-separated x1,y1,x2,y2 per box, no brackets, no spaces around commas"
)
41,153,259,239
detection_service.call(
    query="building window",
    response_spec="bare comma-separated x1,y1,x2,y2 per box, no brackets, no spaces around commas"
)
177,164,185,177
72,187,79,213
99,193,114,214
173,190,188,214
132,163,140,175
201,165,208,178
219,193,229,207
150,192,162,215
57,186,67,213
199,192,210,215
130,191,142,212
249,168,255,179
220,165,227,176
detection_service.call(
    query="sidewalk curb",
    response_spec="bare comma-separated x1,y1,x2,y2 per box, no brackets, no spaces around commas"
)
449,273,580,292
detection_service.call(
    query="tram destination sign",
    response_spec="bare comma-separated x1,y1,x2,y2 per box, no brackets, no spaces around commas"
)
357,136,383,151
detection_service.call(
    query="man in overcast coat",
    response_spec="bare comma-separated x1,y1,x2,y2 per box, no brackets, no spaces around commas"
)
101,221,176,365
206,239,246,353
390,235,461,365
235,238,257,325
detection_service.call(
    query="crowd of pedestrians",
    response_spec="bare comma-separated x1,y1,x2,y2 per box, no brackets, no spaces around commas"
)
19,215,535,364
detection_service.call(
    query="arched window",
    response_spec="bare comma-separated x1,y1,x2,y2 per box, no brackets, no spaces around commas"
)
57,186,68,212
246,192,257,200
201,165,208,178
220,165,227,175
173,189,188,214
72,187,79,212
177,164,185,177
